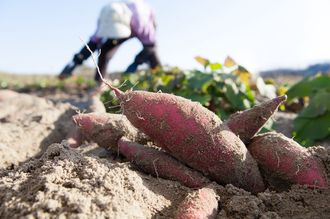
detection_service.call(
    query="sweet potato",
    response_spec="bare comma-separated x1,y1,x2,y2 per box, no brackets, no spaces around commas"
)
227,95,287,143
107,88,265,193
248,132,327,189
72,113,148,150
175,187,218,219
118,137,210,188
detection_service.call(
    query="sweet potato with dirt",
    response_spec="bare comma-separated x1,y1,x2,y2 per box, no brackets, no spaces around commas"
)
107,87,265,193
73,113,148,150
118,137,210,188
248,132,327,189
175,187,218,219
227,95,287,144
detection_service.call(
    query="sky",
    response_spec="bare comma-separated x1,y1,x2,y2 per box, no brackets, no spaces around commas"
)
1,0,330,74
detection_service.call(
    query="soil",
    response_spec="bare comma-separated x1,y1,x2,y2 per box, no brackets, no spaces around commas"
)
0,89,329,219
0,91,77,168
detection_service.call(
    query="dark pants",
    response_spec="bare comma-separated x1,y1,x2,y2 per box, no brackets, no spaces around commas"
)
94,38,128,82
61,38,128,82
125,44,161,73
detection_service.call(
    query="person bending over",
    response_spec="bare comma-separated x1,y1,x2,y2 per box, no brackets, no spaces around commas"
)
59,2,132,83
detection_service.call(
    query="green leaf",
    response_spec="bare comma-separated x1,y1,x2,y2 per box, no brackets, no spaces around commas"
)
286,75,330,100
157,74,176,93
215,107,229,120
299,89,330,118
286,77,310,100
195,56,210,68
209,63,222,71
293,111,330,146
123,73,140,86
244,88,255,102
160,74,174,86
187,71,213,91
224,79,243,109
237,65,249,73
175,89,194,99
189,93,212,106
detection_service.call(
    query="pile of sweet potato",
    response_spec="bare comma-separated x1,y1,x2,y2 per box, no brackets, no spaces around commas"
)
71,87,327,218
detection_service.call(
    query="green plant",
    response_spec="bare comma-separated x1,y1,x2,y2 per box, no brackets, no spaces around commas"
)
286,75,330,146
102,56,256,120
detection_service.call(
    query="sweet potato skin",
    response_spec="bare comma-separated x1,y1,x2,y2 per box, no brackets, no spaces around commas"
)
175,187,218,219
119,90,265,193
248,132,327,189
118,137,210,188
227,95,287,144
73,113,148,150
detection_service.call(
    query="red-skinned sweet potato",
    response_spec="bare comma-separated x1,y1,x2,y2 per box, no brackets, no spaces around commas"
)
73,113,148,150
118,137,210,188
175,187,218,219
248,132,327,189
226,95,287,144
107,87,265,193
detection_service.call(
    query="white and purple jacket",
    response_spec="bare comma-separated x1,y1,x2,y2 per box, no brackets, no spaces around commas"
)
126,0,156,46
91,0,156,46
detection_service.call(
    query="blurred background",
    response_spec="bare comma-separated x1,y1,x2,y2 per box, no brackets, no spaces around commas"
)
1,0,330,74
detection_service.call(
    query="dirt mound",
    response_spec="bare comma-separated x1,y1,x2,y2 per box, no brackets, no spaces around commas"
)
0,89,107,169
1,143,329,218
0,143,188,218
0,90,77,168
